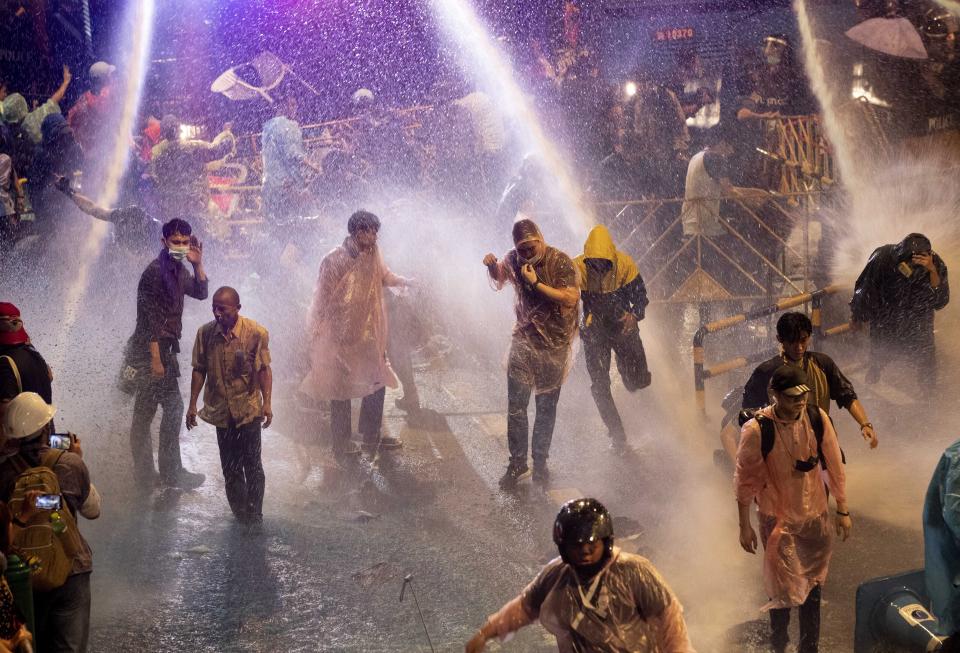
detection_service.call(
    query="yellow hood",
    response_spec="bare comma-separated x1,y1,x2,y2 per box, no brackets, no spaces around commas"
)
582,225,617,262
574,225,639,292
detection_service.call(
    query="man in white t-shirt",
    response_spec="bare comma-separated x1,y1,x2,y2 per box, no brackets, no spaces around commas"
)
681,126,769,238
680,129,734,237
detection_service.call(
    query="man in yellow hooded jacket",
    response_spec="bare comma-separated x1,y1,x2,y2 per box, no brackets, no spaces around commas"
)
574,225,651,450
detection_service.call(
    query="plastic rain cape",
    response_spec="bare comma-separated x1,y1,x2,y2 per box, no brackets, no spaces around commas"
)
299,239,398,401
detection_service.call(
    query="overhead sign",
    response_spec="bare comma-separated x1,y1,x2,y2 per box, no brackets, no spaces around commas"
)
653,27,696,42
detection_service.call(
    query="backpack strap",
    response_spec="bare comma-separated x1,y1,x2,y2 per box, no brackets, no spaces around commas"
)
40,449,66,470
806,404,824,445
758,415,776,460
0,356,21,394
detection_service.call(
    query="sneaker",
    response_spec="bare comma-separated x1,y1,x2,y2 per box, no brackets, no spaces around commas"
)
162,469,205,490
333,442,361,457
532,465,550,486
362,435,403,453
499,463,531,489
394,396,421,413
609,437,628,454
245,514,264,535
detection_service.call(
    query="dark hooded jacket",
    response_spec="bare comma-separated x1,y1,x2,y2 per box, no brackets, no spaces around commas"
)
850,234,949,345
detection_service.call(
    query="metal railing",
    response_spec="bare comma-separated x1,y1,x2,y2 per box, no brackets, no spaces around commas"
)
691,284,850,413
765,114,835,194
594,188,834,303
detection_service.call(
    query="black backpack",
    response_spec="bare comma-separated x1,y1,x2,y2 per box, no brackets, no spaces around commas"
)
756,405,846,471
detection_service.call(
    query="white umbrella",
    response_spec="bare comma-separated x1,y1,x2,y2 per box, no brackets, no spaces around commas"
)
211,51,321,102
845,16,929,59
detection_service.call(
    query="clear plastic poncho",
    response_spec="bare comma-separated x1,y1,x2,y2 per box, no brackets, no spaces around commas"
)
483,548,695,652
491,245,578,393
299,239,398,401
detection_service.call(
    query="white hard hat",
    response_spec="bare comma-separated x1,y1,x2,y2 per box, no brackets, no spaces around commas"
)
89,61,116,80
3,392,56,440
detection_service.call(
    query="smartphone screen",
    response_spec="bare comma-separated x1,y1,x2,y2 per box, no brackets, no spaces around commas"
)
48,434,71,450
35,494,61,511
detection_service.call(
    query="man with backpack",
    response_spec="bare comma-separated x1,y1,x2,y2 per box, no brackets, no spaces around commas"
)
735,365,851,653
1,391,100,653
742,312,878,449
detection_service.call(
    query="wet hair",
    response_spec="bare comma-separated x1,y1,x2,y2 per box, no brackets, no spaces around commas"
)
347,210,380,235
776,312,813,343
162,218,192,239
512,218,543,245
702,151,729,182
213,286,241,305
706,123,734,147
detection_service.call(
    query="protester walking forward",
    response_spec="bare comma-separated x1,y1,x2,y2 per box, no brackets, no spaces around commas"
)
188,287,272,526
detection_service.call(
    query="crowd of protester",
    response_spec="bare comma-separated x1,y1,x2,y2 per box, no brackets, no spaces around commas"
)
0,2,956,651
0,19,822,279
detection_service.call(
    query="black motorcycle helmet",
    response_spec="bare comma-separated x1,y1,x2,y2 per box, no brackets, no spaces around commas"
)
553,498,614,564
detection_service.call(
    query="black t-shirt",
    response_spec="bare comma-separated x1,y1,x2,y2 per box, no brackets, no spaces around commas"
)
0,344,52,403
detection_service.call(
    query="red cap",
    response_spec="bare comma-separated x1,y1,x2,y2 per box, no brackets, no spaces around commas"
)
0,303,29,345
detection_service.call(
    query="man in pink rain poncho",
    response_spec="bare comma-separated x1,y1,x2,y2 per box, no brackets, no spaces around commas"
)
735,365,852,653
483,218,579,489
300,210,413,457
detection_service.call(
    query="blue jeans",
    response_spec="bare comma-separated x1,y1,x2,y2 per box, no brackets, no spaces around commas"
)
130,364,184,481
34,572,90,653
506,375,561,467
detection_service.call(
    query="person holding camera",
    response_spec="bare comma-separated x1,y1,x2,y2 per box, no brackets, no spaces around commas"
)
124,218,208,490
187,287,272,528
0,392,100,653
735,366,851,653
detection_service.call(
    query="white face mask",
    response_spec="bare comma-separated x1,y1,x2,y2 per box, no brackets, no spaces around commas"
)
766,53,782,66
168,245,189,261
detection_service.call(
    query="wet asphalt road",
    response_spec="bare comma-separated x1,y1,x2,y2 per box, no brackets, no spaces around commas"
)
58,301,948,653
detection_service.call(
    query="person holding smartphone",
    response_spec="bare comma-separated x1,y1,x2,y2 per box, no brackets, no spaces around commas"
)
0,392,100,653
124,218,208,490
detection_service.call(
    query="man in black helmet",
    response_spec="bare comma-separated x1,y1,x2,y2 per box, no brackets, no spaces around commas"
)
850,233,949,385
465,498,695,653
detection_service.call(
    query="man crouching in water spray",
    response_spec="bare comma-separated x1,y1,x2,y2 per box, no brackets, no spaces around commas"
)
483,219,579,489
465,498,695,652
